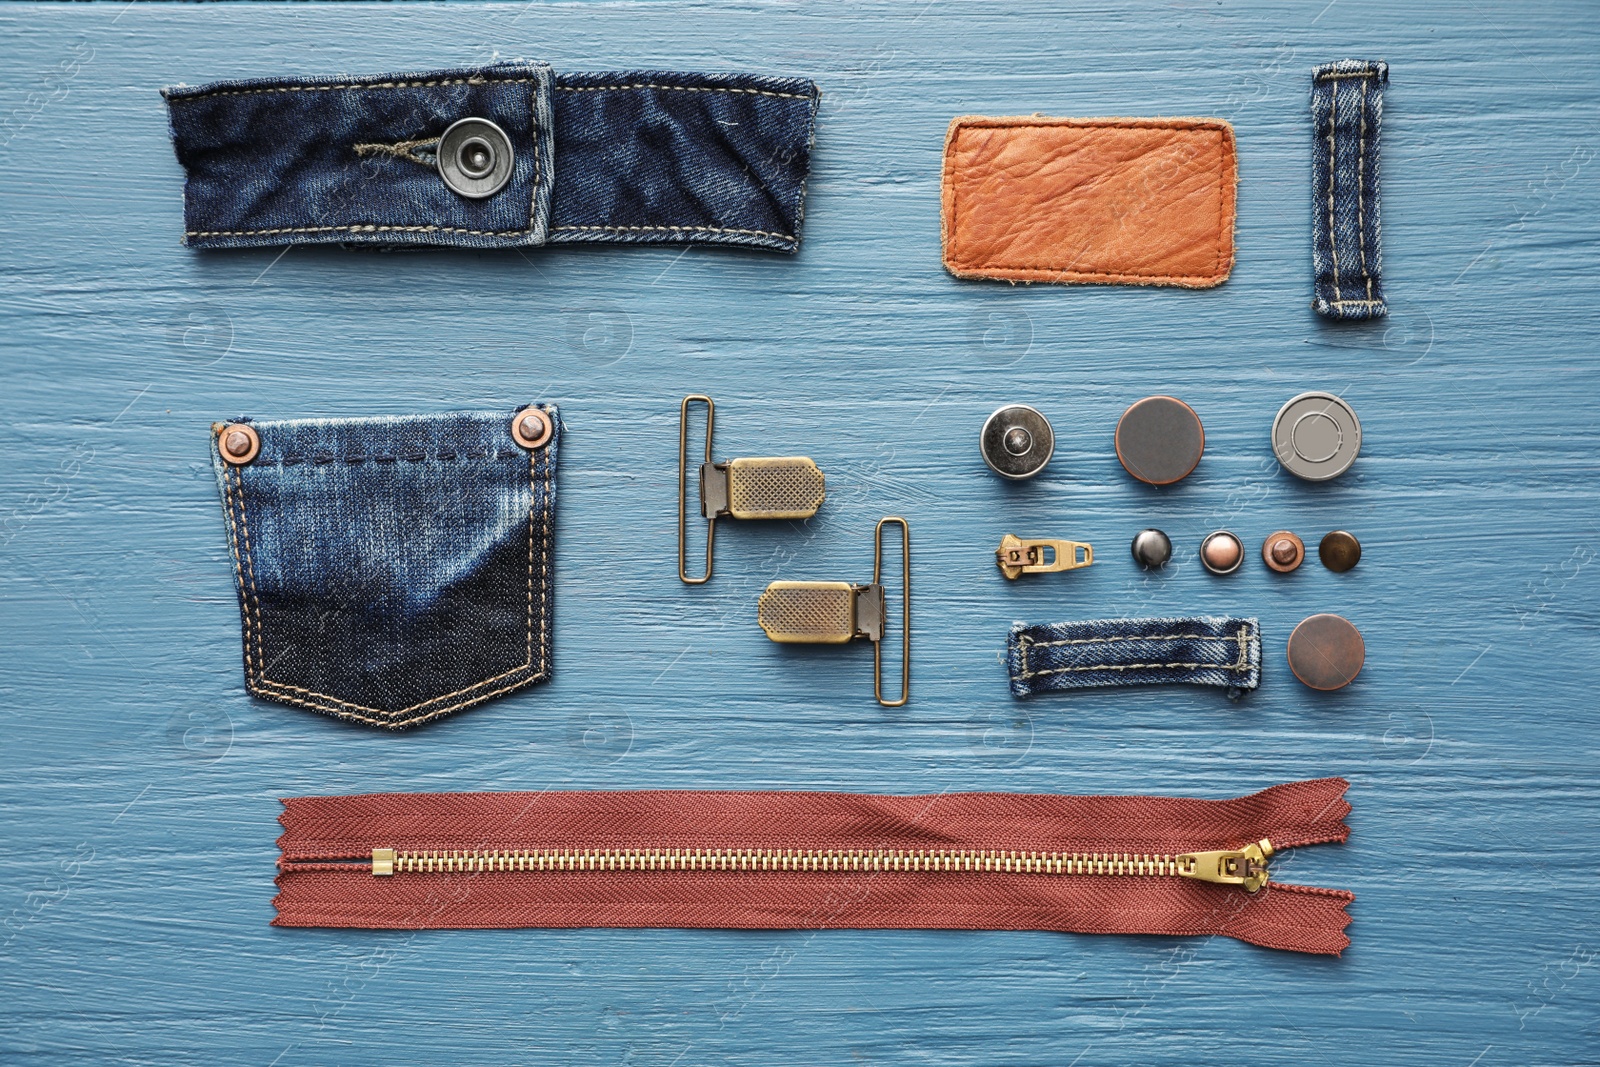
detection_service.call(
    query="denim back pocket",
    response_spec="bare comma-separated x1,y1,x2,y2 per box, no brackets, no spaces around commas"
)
211,408,558,729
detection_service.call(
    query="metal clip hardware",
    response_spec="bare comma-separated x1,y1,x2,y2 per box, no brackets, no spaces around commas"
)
1175,840,1274,893
757,517,910,707
679,395,827,584
995,534,1093,580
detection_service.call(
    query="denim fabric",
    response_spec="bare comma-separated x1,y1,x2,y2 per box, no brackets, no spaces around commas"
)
212,408,558,729
1311,60,1388,320
163,66,819,253
1007,616,1260,698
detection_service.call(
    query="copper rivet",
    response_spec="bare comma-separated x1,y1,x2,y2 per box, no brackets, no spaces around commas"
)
1287,613,1365,691
1199,531,1243,575
1262,530,1305,573
1319,530,1362,572
217,423,259,465
511,407,552,449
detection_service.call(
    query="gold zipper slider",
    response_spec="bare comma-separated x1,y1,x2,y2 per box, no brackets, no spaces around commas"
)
1175,839,1273,893
995,534,1093,579
372,848,396,876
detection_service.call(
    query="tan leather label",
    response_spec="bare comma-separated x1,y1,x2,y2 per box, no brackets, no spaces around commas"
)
941,116,1237,287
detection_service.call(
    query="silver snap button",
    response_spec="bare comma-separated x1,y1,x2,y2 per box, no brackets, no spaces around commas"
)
437,118,514,199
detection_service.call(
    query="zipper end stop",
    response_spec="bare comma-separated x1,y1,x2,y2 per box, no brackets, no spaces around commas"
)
372,848,395,876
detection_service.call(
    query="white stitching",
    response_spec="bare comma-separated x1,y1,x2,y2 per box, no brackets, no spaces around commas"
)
1356,75,1372,302
166,76,538,101
188,223,530,238
1022,632,1235,650
554,82,811,100
1325,80,1342,305
1016,626,1255,682
550,223,795,241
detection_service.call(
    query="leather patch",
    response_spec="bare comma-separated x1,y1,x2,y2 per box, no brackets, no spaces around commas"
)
941,116,1237,287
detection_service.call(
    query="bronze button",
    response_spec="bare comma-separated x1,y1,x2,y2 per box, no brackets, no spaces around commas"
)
1287,613,1365,691
1115,395,1204,485
1319,530,1361,572
1199,530,1243,575
1262,530,1304,573
217,423,260,465
511,406,553,449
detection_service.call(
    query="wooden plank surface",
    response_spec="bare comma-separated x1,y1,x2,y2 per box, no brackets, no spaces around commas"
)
2,1,1598,1063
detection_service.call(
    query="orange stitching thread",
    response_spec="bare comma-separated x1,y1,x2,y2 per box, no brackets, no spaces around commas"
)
231,411,554,726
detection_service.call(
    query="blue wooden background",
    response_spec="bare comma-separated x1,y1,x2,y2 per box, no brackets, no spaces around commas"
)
3,2,1597,1063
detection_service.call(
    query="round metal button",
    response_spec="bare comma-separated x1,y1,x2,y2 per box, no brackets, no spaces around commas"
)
980,404,1054,480
437,118,515,199
1287,613,1365,691
1115,396,1204,485
1262,530,1305,573
1319,530,1362,572
1272,391,1361,481
217,423,259,466
510,406,552,449
1130,528,1172,569
1199,530,1243,575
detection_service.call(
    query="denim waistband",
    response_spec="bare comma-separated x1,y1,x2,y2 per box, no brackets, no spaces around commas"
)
1007,616,1261,698
162,65,820,253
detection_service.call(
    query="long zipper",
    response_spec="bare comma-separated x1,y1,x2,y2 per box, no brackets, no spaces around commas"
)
274,778,1354,955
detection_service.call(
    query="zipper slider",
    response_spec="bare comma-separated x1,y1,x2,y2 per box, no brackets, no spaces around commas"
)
1176,839,1273,892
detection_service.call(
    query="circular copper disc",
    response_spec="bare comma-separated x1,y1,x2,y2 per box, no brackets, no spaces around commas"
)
1287,613,1365,691
1115,396,1204,485
1319,530,1362,572
511,406,552,449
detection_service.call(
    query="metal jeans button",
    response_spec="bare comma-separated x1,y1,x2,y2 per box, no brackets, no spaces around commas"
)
437,118,514,199
980,404,1054,480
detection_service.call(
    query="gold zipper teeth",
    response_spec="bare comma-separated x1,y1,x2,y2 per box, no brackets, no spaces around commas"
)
379,848,1189,877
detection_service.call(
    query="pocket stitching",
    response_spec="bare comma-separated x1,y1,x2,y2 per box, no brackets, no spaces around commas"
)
222,425,551,727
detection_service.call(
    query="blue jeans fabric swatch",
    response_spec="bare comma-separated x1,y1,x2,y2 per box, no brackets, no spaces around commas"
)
212,408,558,730
1007,616,1261,698
1311,60,1388,319
162,65,820,253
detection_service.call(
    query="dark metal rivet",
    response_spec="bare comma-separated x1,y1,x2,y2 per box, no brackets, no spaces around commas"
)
437,117,514,199
1115,395,1204,486
1287,613,1365,690
1199,531,1243,575
980,404,1054,480
1319,530,1362,572
1272,391,1361,481
1130,528,1172,569
510,407,552,450
1262,530,1305,573
217,423,259,465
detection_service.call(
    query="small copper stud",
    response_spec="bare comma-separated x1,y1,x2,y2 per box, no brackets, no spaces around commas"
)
1200,531,1243,575
217,423,260,465
511,406,552,449
1262,530,1305,573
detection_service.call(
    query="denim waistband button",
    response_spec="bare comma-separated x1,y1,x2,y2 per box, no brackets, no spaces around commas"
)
980,404,1054,479
1115,395,1204,485
1318,530,1362,572
511,406,553,449
1287,613,1364,690
1272,391,1361,481
217,423,260,465
437,118,514,199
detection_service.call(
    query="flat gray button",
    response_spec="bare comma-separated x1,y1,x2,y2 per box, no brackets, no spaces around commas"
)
1273,391,1361,481
437,117,514,199
981,404,1054,480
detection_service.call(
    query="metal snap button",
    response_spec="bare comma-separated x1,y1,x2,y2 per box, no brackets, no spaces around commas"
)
1115,396,1204,486
1199,530,1243,575
1319,530,1362,572
437,118,514,199
1130,528,1172,569
1272,391,1361,481
216,423,260,465
1262,530,1305,573
510,406,552,449
1287,613,1365,690
980,404,1054,480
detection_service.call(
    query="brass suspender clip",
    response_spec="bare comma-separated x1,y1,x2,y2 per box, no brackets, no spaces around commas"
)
995,534,1093,579
758,517,911,707
679,395,827,584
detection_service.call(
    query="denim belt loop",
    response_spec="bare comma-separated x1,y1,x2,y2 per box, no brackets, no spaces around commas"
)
1310,60,1389,320
162,65,820,253
1007,616,1262,698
